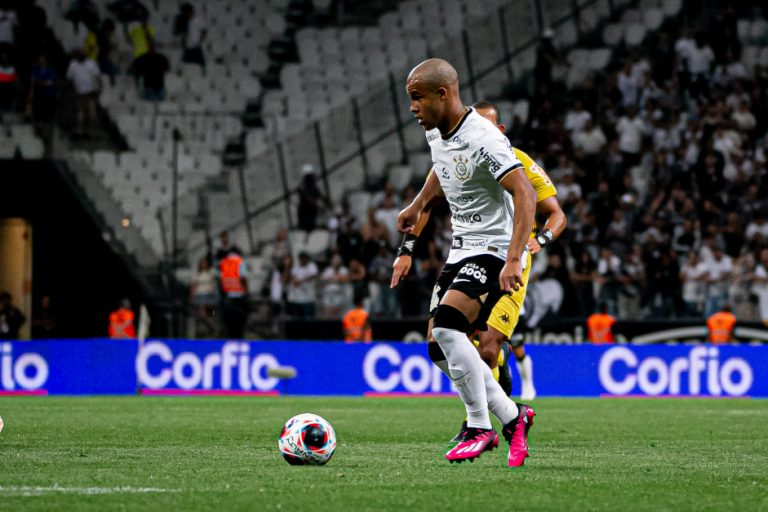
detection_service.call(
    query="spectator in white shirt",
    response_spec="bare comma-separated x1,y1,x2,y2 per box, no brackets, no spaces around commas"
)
286,252,318,320
564,100,592,134
572,118,606,156
687,34,715,99
66,49,101,138
680,251,706,316
617,61,638,108
750,248,768,324
556,170,582,208
319,254,350,318
0,7,17,46
745,213,768,244
703,246,733,317
179,3,206,68
616,106,645,169
731,101,757,133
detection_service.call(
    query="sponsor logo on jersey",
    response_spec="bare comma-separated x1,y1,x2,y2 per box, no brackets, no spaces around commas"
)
427,132,440,142
440,166,450,180
451,237,487,248
476,147,502,172
451,211,483,224
453,155,471,181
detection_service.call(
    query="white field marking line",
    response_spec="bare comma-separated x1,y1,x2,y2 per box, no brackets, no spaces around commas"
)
0,485,181,496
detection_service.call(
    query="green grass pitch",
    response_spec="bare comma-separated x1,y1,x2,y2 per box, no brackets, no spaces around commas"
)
0,396,766,511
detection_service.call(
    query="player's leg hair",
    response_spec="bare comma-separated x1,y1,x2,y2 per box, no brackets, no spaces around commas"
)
432,296,492,429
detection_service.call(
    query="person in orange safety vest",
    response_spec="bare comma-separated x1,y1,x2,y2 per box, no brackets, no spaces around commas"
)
586,302,616,344
109,299,136,338
342,294,372,343
219,248,249,338
707,304,736,344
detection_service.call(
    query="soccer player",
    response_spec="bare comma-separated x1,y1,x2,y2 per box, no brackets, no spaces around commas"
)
395,58,537,466
391,101,566,438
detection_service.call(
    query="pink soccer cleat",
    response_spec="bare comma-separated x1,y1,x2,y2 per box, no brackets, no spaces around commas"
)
502,403,536,467
445,427,499,463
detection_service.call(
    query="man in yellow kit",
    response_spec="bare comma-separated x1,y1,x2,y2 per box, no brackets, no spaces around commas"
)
391,101,566,426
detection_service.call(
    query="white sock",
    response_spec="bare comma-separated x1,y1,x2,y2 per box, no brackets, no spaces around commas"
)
516,355,534,390
432,326,491,429
481,363,519,425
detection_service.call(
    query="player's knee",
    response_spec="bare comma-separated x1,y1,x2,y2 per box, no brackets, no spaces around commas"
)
428,342,446,363
432,304,471,334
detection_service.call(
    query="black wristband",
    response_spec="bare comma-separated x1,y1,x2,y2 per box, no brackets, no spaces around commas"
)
536,229,554,247
397,233,418,257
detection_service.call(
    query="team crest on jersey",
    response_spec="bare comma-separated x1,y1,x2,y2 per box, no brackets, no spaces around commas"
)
453,155,471,181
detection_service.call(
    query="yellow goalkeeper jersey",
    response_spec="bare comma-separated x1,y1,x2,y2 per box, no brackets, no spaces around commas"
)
512,147,557,234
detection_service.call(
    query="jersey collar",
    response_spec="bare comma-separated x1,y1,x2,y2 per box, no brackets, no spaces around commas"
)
441,107,472,140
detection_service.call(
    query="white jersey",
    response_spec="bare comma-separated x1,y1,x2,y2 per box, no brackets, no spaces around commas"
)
427,107,524,264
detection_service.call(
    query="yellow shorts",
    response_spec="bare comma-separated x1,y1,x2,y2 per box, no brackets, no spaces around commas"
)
486,250,532,340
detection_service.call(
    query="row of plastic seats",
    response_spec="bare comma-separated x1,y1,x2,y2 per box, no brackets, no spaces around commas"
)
742,46,768,70
0,125,44,159
287,229,332,261
738,19,768,46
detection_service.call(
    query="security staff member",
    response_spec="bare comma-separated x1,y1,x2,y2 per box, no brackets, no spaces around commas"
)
707,304,736,344
109,299,136,339
219,248,249,338
586,302,616,344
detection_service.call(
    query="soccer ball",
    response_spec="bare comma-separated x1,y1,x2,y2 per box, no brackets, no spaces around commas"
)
278,413,336,465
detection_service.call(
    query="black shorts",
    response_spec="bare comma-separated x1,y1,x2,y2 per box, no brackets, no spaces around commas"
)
429,254,507,326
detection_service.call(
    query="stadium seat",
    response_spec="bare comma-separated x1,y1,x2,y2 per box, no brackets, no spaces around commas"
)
602,23,624,46
306,229,331,256
624,23,647,47
348,191,372,226
638,0,660,10
643,8,664,31
750,19,768,45
621,9,642,23
741,46,759,70
555,20,579,48
567,49,590,68
388,165,414,191
662,0,682,16
408,152,432,180
588,48,613,71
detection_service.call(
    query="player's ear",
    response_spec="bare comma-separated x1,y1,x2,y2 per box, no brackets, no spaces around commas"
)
437,86,448,101
497,124,506,134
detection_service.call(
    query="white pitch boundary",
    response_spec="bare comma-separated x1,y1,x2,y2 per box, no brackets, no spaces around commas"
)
0,485,180,496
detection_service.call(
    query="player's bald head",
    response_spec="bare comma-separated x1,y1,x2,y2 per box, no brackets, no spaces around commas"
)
406,58,459,92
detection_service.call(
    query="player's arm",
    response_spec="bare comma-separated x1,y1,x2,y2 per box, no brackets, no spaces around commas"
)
390,169,443,288
499,169,536,291
527,195,567,255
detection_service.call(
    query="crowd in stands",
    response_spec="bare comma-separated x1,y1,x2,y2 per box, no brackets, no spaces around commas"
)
256,4,768,327
0,0,205,140
0,0,57,128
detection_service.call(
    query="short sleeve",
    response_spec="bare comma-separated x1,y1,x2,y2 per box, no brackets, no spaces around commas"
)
470,122,522,182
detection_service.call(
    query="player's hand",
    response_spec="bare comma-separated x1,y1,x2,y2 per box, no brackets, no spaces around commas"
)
527,238,542,255
390,255,412,288
499,259,524,292
396,204,421,234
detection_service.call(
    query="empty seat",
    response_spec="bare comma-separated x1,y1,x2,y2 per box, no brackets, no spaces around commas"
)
624,23,647,47
602,23,624,46
643,8,664,31
388,165,413,191
588,48,612,70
